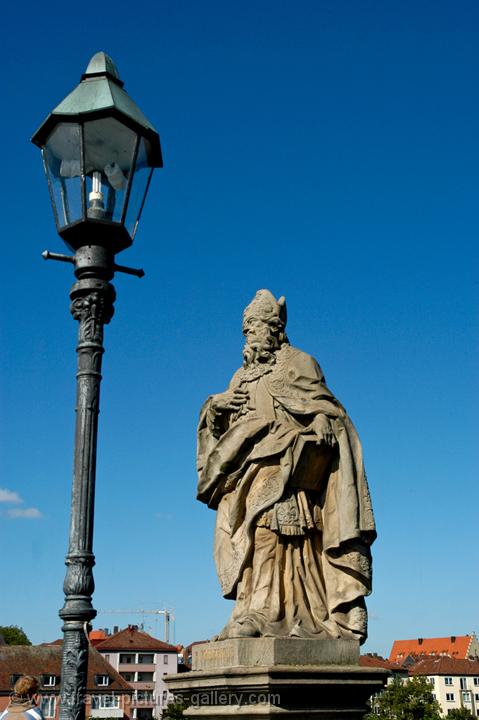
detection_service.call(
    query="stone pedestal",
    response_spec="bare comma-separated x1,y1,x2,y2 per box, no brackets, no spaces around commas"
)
164,639,389,720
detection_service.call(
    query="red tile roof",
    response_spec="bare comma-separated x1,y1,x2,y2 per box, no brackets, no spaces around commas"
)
409,657,479,677
95,627,177,653
89,630,108,646
360,654,406,672
0,645,133,694
389,636,474,663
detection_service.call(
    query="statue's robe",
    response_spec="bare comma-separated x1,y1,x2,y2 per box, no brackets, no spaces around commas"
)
197,344,376,641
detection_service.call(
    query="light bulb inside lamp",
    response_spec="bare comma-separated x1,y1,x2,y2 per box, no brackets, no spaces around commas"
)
89,171,104,204
87,171,105,219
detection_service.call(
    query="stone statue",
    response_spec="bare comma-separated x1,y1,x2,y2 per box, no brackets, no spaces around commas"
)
197,290,376,643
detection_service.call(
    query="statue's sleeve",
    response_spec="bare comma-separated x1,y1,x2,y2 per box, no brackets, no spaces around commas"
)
197,397,216,478
196,369,243,505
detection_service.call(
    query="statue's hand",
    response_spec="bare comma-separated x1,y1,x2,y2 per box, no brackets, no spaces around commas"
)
311,414,337,447
211,388,248,415
206,388,249,438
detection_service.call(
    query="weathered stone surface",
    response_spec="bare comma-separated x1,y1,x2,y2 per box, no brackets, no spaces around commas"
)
192,638,359,671
197,290,376,643
165,663,389,720
166,292,385,720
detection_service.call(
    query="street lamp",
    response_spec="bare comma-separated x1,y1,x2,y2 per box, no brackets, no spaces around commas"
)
31,52,162,720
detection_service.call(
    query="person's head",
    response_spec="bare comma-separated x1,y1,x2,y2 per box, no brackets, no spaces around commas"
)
13,676,39,700
242,290,288,367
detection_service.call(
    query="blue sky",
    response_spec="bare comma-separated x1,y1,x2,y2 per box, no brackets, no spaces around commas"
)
0,0,478,657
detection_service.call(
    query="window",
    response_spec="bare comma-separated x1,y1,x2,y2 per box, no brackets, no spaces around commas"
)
42,676,57,687
120,653,135,664
445,677,453,686
136,691,153,703
463,692,471,703
432,694,436,700
91,695,120,709
138,654,154,664
95,675,110,687
475,694,479,702
460,678,468,690
163,655,169,665
473,678,479,686
120,672,134,682
429,677,435,686
137,672,154,682
41,697,56,718
446,693,455,702
10,675,21,688
137,710,153,720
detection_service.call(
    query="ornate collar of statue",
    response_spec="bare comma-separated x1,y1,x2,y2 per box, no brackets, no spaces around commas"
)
235,344,292,384
235,363,274,384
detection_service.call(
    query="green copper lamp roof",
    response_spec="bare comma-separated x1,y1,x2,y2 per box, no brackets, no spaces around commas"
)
32,52,162,167
82,51,122,80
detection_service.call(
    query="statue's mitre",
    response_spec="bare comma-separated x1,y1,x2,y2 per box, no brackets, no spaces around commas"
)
243,289,287,328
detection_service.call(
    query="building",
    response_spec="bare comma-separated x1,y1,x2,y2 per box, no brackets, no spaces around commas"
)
95,626,178,720
177,641,209,670
390,635,479,664
90,630,109,647
384,635,479,717
409,656,479,716
360,654,407,682
0,644,133,720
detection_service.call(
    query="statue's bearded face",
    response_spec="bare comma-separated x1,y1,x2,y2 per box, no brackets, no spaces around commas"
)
242,316,281,367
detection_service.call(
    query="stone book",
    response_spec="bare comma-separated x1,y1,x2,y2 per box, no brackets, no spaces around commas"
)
290,434,335,491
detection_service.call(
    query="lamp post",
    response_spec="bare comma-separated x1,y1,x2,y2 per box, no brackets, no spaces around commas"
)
31,52,163,720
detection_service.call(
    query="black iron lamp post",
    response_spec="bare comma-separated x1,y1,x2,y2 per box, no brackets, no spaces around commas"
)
31,52,162,720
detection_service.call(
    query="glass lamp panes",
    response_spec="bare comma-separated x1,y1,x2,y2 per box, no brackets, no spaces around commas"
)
43,123,83,230
124,136,154,239
83,117,137,223
41,117,156,249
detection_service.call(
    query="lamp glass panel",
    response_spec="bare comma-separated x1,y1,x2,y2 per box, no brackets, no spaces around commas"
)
125,137,154,239
44,123,82,229
83,118,137,223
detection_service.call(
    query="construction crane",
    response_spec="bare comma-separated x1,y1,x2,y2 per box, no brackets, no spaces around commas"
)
97,609,175,644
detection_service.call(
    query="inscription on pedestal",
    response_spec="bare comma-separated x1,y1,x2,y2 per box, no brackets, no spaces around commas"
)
192,637,360,670
193,642,236,670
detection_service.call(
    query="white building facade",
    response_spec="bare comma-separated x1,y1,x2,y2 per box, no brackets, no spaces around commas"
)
410,657,479,717
96,626,178,720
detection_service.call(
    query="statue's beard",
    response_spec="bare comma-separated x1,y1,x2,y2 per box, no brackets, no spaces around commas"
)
243,327,280,367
